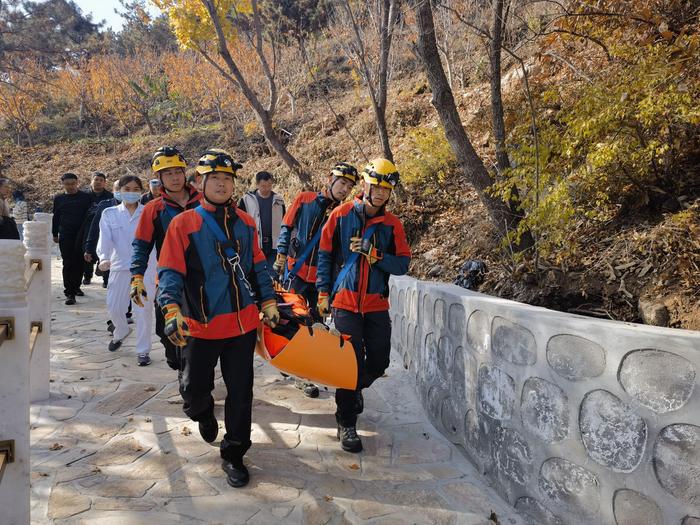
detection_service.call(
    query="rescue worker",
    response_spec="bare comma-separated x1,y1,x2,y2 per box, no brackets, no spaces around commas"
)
273,162,359,398
130,146,200,370
316,158,411,453
96,175,156,364
157,149,279,488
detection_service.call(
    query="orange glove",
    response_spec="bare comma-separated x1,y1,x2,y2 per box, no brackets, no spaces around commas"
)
130,274,148,307
350,236,383,265
162,304,190,347
261,300,280,328
317,292,330,317
272,253,287,275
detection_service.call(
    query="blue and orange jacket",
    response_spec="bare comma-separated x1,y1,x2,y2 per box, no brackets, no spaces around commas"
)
130,188,201,277
157,201,275,340
277,191,338,284
317,197,411,313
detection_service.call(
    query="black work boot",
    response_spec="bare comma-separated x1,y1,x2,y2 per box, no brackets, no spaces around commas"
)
222,458,250,488
294,378,319,398
337,424,363,453
354,391,364,415
197,410,218,443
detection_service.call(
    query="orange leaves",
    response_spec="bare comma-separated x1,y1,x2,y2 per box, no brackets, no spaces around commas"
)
0,61,47,144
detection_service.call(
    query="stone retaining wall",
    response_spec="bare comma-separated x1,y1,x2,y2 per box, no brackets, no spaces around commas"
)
389,276,700,525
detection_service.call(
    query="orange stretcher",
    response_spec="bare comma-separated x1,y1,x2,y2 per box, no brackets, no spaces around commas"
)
255,286,357,390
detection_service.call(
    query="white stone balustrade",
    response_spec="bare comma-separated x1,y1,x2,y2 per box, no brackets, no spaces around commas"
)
0,239,31,525
24,221,51,402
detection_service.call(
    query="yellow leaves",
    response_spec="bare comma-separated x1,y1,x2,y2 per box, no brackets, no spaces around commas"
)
153,0,252,50
243,120,258,136
401,127,456,187
0,62,46,135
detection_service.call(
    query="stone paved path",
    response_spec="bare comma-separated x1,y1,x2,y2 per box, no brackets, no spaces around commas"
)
29,257,523,524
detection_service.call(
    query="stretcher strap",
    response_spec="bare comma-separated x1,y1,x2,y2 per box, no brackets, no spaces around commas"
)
195,207,255,299
331,223,378,297
283,227,322,285
160,202,178,231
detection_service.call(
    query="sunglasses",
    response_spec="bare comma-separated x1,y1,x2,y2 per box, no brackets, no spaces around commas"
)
366,170,399,187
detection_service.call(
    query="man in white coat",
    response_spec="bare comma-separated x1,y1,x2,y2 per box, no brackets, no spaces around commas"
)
97,175,156,365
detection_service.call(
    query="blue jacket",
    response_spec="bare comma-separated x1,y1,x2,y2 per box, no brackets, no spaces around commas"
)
157,201,275,339
317,197,411,313
277,191,336,284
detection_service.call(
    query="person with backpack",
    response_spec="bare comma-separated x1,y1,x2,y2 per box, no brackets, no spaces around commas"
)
130,146,201,370
316,158,411,453
273,162,359,398
157,149,279,488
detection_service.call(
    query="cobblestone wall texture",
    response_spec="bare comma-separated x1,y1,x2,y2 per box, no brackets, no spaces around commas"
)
389,276,700,525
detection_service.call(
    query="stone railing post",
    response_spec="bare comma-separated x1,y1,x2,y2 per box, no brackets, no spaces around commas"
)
32,212,54,255
0,239,30,524
24,221,51,402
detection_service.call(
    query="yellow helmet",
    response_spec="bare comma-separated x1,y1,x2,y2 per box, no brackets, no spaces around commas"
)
330,162,359,184
362,158,400,189
151,146,187,173
196,149,242,176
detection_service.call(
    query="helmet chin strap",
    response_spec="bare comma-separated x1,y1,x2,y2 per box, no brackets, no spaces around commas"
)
328,177,343,202
364,185,385,208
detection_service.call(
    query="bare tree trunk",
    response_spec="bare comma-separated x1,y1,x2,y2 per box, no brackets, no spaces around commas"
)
342,0,397,162
143,111,155,134
376,0,397,162
24,124,32,147
200,0,311,186
412,0,530,248
490,0,510,173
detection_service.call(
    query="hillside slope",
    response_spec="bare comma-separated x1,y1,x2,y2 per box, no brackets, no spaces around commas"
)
2,61,698,330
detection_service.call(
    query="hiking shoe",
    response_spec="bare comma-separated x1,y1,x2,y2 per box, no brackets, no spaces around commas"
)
137,354,151,366
65,295,76,306
75,289,85,297
222,459,249,488
337,425,363,453
198,412,218,443
108,339,123,352
295,378,319,398
355,391,364,415
82,277,91,285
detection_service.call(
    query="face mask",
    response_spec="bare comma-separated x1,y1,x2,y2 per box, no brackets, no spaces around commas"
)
114,191,121,202
120,191,141,204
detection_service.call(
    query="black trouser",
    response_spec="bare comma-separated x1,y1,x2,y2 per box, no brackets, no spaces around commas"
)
333,308,392,427
155,302,179,368
288,276,321,323
83,259,95,280
58,234,84,296
179,330,257,461
263,242,276,280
